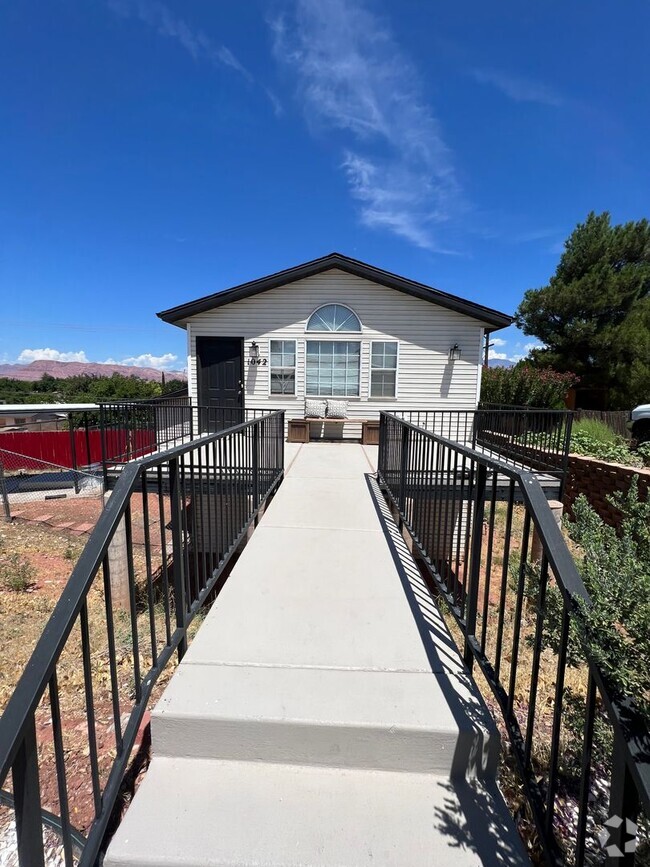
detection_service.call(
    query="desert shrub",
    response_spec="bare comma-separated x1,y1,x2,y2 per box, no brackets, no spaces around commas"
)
480,365,578,409
0,551,35,592
570,422,643,467
567,487,650,714
540,484,650,734
63,542,79,561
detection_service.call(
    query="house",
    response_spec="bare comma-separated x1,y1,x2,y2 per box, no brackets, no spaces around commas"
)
157,253,512,440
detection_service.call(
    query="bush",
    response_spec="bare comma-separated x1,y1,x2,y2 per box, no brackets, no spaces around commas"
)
570,422,644,467
481,365,578,409
540,484,650,746
637,441,650,466
567,486,650,717
526,483,650,811
571,417,618,445
0,551,35,592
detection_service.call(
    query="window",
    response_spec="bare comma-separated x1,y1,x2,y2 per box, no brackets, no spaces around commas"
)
306,304,361,332
306,341,360,396
370,341,398,398
270,340,296,395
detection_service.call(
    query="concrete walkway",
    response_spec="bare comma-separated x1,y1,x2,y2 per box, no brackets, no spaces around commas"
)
106,443,528,867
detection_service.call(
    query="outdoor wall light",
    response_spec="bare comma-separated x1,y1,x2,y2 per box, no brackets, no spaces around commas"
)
249,341,260,360
449,343,461,361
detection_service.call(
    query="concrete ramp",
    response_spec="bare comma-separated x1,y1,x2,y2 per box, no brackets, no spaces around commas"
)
105,444,529,866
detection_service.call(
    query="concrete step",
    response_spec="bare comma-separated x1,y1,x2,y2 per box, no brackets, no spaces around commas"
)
152,663,499,777
104,756,529,867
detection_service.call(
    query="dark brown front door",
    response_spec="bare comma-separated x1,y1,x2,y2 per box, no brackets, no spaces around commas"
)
196,336,244,430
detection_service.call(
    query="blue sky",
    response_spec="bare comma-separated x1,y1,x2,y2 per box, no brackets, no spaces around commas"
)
1,0,649,371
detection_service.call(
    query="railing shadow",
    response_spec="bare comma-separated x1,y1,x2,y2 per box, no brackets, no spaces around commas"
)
364,472,530,865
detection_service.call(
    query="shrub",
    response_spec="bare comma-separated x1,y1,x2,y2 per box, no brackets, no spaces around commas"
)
637,441,650,467
570,423,643,467
0,551,35,592
540,483,650,759
571,417,618,445
568,486,650,717
480,365,578,409
63,543,78,562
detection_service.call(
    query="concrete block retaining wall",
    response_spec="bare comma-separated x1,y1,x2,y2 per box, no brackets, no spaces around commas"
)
563,454,650,530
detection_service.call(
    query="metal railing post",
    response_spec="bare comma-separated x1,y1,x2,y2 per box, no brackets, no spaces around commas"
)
378,413,386,475
68,413,79,494
100,404,109,489
464,462,487,669
169,457,187,660
398,424,410,517
83,411,91,467
559,411,574,500
12,718,45,867
252,422,260,519
280,411,285,476
608,735,640,866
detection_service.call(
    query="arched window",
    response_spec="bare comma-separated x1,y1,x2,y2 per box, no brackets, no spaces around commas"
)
306,304,361,332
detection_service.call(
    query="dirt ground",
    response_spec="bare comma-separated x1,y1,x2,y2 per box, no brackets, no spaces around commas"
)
0,503,204,841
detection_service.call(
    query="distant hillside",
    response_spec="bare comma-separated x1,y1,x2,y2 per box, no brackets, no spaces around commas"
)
489,358,515,369
0,360,187,382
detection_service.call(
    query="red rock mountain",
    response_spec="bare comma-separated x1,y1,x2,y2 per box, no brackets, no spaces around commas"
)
0,360,187,382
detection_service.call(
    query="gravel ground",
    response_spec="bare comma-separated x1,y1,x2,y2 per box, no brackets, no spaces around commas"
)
0,806,81,866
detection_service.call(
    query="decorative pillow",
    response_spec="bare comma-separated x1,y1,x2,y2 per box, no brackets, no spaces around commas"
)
326,399,348,419
305,399,326,418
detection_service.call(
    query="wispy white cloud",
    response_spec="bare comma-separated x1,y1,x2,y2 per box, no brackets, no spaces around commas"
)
18,348,89,364
108,0,251,80
270,0,461,252
470,67,563,107
513,227,564,244
488,348,509,361
264,86,284,117
491,337,507,347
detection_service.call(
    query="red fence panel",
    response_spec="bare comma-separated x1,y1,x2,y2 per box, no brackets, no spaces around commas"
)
0,429,157,470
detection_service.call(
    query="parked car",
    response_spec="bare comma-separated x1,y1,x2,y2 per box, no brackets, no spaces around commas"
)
630,403,650,443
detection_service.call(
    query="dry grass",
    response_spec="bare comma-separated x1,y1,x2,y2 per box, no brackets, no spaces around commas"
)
0,510,207,836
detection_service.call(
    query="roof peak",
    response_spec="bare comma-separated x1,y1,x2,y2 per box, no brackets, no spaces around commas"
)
157,253,513,330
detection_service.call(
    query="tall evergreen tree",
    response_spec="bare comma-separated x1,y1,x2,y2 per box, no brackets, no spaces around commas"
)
516,211,650,408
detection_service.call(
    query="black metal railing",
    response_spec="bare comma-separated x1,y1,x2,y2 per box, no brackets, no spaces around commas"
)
0,410,285,867
396,407,573,486
98,403,273,477
378,412,649,865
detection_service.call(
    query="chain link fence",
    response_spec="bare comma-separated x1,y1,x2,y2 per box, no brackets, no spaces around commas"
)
0,448,104,522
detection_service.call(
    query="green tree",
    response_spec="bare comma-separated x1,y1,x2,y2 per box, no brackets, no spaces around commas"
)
515,211,650,408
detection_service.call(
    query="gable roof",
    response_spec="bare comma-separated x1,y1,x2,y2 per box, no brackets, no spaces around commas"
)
157,252,513,330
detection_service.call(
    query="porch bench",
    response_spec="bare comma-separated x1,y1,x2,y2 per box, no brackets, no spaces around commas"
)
288,417,380,445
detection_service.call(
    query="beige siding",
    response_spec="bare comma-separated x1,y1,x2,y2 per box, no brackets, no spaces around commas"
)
183,270,487,438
